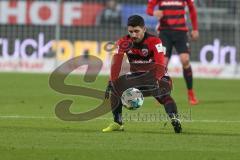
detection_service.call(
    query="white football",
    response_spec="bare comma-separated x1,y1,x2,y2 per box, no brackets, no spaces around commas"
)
121,88,144,110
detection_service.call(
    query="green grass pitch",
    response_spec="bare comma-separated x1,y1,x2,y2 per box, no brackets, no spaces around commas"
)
0,73,240,160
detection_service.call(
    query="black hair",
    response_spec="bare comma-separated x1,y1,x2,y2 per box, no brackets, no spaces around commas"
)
127,15,145,27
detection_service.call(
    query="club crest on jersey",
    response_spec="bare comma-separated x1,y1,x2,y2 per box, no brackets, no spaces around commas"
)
141,48,149,57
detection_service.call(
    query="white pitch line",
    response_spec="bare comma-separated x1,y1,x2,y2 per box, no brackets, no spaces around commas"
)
0,115,56,119
0,115,240,123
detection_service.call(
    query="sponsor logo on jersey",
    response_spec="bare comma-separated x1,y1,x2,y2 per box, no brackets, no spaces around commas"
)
162,1,183,6
132,59,153,64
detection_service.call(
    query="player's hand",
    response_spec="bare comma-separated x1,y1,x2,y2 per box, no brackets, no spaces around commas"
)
191,30,199,41
153,10,163,20
105,81,113,99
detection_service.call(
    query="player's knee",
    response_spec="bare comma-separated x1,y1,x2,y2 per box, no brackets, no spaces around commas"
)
181,59,190,68
180,54,190,67
160,75,173,90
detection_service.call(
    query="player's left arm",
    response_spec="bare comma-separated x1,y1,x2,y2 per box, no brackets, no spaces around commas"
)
187,0,199,40
151,38,166,80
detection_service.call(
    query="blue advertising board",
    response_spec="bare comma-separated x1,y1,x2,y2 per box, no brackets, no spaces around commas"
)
121,4,158,29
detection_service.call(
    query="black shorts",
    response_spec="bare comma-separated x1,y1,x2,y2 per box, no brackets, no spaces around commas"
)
112,72,171,98
159,30,190,58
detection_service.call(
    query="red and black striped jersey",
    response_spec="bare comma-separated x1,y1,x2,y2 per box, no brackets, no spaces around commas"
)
146,0,198,31
110,33,166,81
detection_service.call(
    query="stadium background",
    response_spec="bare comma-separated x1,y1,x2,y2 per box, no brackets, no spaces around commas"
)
0,0,240,78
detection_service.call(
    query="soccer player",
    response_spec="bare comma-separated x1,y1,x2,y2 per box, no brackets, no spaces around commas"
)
102,15,182,133
146,0,199,105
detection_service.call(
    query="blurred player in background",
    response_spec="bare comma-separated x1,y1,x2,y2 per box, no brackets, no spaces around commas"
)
102,15,182,133
95,0,121,27
146,0,199,105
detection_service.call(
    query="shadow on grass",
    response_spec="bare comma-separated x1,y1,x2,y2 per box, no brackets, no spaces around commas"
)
1,124,240,137
0,125,100,134
182,131,240,137
200,99,240,105
121,125,240,137
137,130,240,137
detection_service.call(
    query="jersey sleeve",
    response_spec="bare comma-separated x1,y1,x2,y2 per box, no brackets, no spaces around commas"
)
151,38,166,80
110,39,124,81
187,0,198,30
146,0,158,16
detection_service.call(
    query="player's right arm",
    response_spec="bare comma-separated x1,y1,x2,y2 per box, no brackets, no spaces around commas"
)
105,39,125,99
110,39,125,81
146,0,163,19
110,53,124,81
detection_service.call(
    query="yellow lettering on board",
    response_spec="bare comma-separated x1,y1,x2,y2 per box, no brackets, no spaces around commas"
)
52,40,73,61
74,41,97,58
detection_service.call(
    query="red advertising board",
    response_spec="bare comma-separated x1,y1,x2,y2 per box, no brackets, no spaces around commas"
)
0,1,104,26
